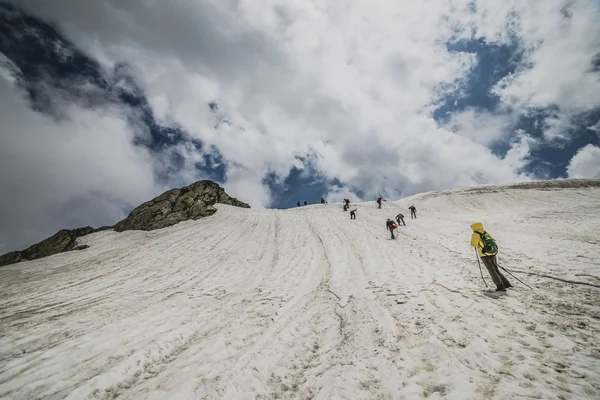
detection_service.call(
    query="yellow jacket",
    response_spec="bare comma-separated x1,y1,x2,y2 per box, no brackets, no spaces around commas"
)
470,222,497,257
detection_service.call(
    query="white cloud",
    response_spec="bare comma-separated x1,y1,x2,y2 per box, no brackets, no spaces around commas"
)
443,108,515,145
485,0,600,140
588,120,600,137
567,144,600,178
3,0,600,250
0,74,159,253
503,131,537,172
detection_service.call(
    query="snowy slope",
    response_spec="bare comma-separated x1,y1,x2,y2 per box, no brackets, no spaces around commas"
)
1,180,599,400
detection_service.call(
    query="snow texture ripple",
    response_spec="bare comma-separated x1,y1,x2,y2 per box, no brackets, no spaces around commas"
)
1,180,600,399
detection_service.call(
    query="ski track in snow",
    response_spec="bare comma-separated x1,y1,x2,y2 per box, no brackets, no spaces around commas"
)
1,183,600,399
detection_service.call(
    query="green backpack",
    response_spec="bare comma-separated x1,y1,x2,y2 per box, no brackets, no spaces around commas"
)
478,231,498,254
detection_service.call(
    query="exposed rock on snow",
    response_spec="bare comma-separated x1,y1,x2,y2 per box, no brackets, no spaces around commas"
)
113,180,250,232
0,180,248,266
0,226,100,267
1,179,599,399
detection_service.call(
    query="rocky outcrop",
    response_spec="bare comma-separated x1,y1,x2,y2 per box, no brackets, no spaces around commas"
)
0,226,99,267
113,180,250,232
0,181,249,267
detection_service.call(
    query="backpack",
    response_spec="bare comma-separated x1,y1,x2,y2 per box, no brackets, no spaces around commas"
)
478,231,498,254
392,223,398,229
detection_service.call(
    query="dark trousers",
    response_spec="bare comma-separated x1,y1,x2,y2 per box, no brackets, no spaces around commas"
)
481,255,511,289
350,211,356,219
389,227,395,239
410,210,416,218
396,217,405,226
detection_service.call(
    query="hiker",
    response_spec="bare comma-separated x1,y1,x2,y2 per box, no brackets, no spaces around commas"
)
350,208,357,219
297,201,301,207
304,200,307,206
409,205,417,218
395,213,406,226
377,195,382,209
345,199,350,207
470,222,512,292
386,218,397,239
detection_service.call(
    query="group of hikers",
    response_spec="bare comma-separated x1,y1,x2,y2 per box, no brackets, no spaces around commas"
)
384,206,415,239
295,195,512,293
297,198,328,207
346,198,512,293
338,196,418,240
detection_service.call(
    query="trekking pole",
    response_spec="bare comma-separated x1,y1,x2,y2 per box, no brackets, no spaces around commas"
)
475,249,488,287
497,265,535,290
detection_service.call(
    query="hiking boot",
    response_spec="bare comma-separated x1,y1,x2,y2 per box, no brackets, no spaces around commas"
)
505,283,513,289
496,287,506,292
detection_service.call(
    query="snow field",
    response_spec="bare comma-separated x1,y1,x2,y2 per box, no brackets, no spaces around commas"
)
1,181,599,399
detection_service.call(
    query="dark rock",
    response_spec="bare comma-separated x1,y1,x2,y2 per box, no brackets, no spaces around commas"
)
113,180,250,232
0,180,249,267
0,251,23,266
0,226,98,267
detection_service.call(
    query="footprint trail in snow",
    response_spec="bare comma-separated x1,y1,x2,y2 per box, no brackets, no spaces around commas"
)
1,180,599,399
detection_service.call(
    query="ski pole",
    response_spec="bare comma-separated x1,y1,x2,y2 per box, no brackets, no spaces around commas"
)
497,265,535,290
475,249,488,287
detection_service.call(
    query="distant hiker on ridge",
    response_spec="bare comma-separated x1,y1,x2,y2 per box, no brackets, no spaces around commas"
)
350,208,357,220
297,201,301,207
304,200,307,206
395,213,406,226
377,195,382,209
386,218,398,239
470,222,512,292
320,197,326,204
409,205,417,219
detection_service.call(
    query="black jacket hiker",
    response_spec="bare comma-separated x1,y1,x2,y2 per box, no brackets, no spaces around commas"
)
386,219,396,239
396,213,406,226
409,205,417,219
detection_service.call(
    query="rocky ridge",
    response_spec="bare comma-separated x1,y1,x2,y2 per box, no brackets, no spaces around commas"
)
113,180,249,232
0,180,249,267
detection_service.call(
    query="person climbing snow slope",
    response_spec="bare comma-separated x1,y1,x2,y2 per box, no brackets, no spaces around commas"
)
395,213,406,226
377,195,382,209
409,205,417,218
470,222,512,292
350,208,357,220
386,218,397,239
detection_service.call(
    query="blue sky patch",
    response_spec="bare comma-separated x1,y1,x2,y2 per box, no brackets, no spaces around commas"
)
435,38,523,122
436,35,600,180
263,155,343,209
0,2,226,186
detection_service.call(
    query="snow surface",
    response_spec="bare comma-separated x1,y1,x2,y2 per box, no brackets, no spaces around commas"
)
1,180,600,399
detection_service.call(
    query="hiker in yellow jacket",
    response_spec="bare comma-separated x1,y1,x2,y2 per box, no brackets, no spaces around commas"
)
470,222,512,292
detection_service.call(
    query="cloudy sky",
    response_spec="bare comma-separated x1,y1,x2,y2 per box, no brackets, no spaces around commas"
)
1,0,600,253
